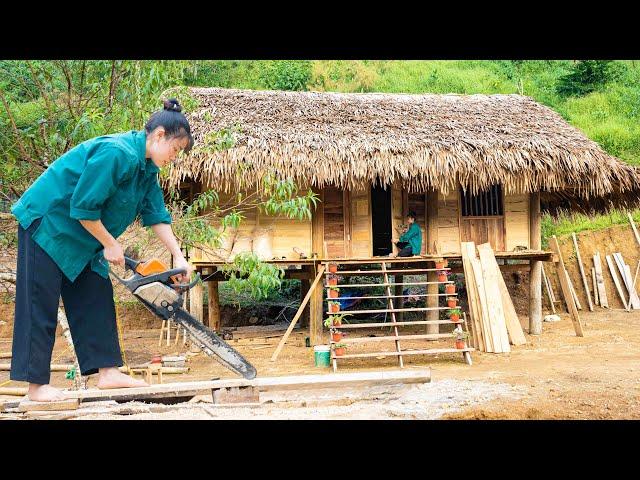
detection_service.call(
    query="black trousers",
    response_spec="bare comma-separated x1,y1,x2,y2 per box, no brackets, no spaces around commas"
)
11,217,123,385
395,241,413,257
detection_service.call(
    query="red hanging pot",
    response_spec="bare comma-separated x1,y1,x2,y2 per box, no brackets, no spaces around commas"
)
445,284,456,294
328,263,338,273
331,331,343,342
455,339,466,350
328,289,339,299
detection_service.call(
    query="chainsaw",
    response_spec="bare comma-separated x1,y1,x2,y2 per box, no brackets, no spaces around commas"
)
108,256,257,380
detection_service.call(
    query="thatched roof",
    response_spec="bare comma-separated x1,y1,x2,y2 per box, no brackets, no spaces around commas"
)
167,87,640,203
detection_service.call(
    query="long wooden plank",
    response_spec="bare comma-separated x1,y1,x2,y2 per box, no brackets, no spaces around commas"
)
332,293,455,301
334,349,474,359
327,281,453,288
477,244,511,352
613,253,640,309
337,320,459,329
626,261,640,311
593,252,609,308
331,268,449,275
271,265,325,361
605,254,627,306
548,236,584,337
478,243,526,346
591,267,599,306
461,242,485,352
329,307,450,315
469,244,494,352
335,333,452,344
567,274,583,310
628,212,640,247
541,264,557,313
381,261,403,369
572,233,594,311
61,370,433,402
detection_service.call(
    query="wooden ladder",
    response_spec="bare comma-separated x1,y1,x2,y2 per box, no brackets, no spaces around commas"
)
324,258,474,372
381,261,403,368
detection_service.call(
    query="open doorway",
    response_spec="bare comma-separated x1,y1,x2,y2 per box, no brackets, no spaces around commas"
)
371,185,392,256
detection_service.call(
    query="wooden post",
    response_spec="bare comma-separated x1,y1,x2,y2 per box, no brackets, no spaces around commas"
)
426,190,439,335
529,191,542,335
207,280,220,332
299,278,311,328
310,265,325,347
190,278,204,323
310,188,325,346
549,236,584,337
572,233,594,311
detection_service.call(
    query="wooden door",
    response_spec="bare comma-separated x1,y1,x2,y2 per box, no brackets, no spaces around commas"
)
350,186,372,258
323,186,346,258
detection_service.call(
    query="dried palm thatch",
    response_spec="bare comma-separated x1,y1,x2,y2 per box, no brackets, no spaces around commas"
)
166,87,640,203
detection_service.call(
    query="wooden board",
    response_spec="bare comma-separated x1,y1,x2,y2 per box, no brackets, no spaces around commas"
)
477,244,511,352
613,253,640,309
548,236,584,337
461,242,486,352
567,275,582,310
592,267,599,306
504,193,530,251
541,264,556,313
60,370,432,403
477,243,526,345
593,252,609,308
17,397,80,412
572,233,594,311
628,212,640,247
606,254,629,307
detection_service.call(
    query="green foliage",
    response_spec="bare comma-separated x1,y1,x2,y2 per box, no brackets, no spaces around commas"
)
556,61,625,97
220,252,285,302
260,60,312,91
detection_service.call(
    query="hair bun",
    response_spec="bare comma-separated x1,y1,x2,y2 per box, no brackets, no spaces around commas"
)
163,98,182,113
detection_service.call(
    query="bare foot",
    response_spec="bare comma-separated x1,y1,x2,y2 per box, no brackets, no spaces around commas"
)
28,383,66,402
96,367,148,389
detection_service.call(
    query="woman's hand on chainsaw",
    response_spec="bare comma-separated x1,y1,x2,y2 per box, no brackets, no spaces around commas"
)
173,255,194,283
104,240,125,267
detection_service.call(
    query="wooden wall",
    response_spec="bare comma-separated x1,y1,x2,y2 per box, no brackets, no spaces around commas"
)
438,191,462,254
391,182,404,243
195,182,312,261
504,193,530,250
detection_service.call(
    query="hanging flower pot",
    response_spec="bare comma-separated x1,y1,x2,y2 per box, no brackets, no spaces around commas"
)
435,260,447,270
334,344,346,356
328,287,339,299
437,271,447,283
327,275,338,286
445,284,456,294
328,263,338,273
328,301,340,313
448,308,462,323
455,339,466,350
331,331,343,342
447,297,458,309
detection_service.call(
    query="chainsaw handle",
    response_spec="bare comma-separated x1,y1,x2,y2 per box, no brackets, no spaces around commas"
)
124,256,140,272
170,272,201,290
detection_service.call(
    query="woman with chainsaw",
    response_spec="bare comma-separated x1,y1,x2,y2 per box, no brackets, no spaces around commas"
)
9,99,195,402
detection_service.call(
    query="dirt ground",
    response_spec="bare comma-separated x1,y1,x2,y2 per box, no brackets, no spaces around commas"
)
2,308,639,419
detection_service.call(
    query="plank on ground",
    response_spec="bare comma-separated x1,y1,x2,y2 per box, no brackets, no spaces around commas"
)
572,233,594,311
605,254,628,307
61,370,432,403
613,253,640,309
592,267,599,306
477,243,526,345
593,252,609,308
477,244,511,352
461,242,488,352
541,264,556,313
548,236,584,337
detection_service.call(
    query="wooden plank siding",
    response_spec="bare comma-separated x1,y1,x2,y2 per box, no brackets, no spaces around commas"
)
504,193,530,250
438,191,462,254
350,186,372,258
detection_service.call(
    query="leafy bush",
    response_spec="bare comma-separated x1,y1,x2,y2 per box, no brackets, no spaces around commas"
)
260,61,312,91
556,60,626,97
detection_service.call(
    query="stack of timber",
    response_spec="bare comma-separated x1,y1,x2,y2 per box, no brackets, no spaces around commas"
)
460,242,526,353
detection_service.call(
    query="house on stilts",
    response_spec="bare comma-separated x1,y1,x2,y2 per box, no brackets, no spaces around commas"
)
165,87,640,354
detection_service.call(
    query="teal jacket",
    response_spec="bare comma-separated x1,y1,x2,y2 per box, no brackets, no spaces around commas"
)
399,222,422,256
11,130,171,282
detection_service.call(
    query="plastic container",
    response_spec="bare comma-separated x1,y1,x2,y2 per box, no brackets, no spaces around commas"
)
314,345,331,367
